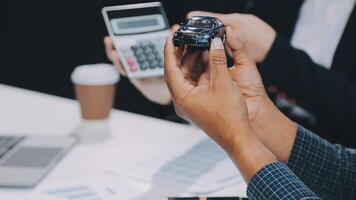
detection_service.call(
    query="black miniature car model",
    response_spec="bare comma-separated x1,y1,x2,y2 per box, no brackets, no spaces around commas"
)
173,16,225,50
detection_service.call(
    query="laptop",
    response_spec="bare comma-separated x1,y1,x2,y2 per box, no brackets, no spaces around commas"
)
0,135,76,187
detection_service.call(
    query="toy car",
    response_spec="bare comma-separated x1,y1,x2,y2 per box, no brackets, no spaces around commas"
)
173,16,225,50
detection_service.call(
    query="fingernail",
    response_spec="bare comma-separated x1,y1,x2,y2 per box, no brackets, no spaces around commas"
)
228,66,236,70
211,38,224,50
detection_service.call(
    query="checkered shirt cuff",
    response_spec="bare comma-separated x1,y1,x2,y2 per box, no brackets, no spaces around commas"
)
247,161,319,200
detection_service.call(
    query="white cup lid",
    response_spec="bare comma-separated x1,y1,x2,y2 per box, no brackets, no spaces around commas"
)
71,63,120,86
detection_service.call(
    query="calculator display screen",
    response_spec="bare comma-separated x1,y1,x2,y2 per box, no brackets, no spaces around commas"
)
106,5,169,35
117,19,159,29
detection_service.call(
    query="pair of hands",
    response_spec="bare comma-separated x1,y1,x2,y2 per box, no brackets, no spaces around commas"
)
164,26,267,151
164,26,296,182
104,11,276,105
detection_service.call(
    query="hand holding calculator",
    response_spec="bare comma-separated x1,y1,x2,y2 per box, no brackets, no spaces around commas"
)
102,2,170,79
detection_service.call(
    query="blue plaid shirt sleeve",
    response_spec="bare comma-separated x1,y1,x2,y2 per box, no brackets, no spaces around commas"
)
287,125,356,199
247,125,356,200
247,162,319,199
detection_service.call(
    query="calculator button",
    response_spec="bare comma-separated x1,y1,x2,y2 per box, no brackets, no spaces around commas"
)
148,42,155,48
137,55,147,63
147,54,155,61
144,47,153,55
133,48,144,57
139,41,150,48
156,56,162,63
127,58,135,64
152,50,160,57
140,61,150,70
129,65,138,72
127,58,138,72
131,39,166,71
149,60,159,69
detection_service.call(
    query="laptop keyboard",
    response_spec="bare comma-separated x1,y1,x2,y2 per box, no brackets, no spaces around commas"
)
0,136,24,158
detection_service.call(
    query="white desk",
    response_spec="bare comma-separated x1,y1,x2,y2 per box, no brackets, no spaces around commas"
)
0,84,247,199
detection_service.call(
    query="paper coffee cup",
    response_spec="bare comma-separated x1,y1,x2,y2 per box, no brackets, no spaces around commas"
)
71,63,119,144
71,63,119,120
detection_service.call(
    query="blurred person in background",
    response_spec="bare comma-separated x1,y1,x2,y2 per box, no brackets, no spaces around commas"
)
105,0,356,147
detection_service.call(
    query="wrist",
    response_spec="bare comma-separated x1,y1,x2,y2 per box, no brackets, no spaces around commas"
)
228,126,277,182
250,97,297,162
221,122,255,155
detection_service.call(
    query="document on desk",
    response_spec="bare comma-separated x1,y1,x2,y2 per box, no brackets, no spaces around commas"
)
0,194,27,200
121,138,244,194
28,171,153,200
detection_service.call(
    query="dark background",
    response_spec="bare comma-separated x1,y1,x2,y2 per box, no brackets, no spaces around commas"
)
0,0,247,119
2,0,299,120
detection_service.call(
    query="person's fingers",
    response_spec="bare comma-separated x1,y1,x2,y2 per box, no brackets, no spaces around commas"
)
181,50,200,74
226,27,266,97
226,27,254,68
196,51,210,86
103,36,127,76
170,24,185,60
175,46,185,60
114,61,127,76
110,50,127,76
104,36,114,59
180,50,207,85
225,44,233,58
209,38,231,89
196,51,209,85
164,36,191,99
171,24,180,33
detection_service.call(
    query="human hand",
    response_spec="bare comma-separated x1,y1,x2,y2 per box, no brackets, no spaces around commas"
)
103,26,181,105
164,33,251,150
164,30,277,182
225,28,297,163
224,27,270,123
166,25,296,164
104,36,171,105
187,11,276,63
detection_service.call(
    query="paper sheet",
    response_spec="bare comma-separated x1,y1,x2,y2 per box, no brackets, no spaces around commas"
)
27,171,154,200
120,138,243,194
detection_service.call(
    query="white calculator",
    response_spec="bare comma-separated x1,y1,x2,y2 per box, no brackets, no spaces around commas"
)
102,2,170,79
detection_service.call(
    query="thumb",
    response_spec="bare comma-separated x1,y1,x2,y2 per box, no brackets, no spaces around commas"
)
226,27,266,97
209,38,231,89
226,27,255,68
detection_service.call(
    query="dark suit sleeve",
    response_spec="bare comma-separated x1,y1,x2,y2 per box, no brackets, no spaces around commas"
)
259,34,356,144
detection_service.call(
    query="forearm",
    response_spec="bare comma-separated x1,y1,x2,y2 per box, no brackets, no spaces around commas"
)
251,97,297,163
221,126,277,183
